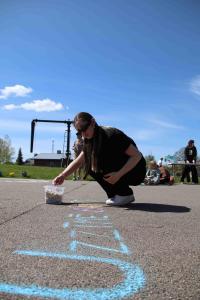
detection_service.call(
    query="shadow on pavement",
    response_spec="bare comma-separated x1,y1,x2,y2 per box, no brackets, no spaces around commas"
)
48,201,190,213
125,203,191,213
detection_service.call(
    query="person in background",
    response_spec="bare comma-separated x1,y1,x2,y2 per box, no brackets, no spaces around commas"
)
159,165,174,185
53,112,146,206
157,157,164,167
144,160,160,185
72,132,84,180
157,158,174,185
180,140,198,184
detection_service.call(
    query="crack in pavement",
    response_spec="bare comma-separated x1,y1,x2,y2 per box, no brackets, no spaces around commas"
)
0,182,90,226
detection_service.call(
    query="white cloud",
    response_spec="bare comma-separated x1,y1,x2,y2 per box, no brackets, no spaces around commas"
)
149,119,184,129
3,98,64,112
3,104,18,110
21,99,63,112
0,84,33,99
190,75,200,96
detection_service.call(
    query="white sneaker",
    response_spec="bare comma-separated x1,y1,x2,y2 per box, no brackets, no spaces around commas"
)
106,194,135,206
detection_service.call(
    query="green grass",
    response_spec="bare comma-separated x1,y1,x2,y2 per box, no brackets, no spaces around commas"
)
0,164,198,183
0,164,94,181
0,164,68,180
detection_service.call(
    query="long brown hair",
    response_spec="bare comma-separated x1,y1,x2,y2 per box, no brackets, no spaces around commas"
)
74,112,103,178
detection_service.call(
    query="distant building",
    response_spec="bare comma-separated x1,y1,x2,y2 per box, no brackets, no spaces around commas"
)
24,158,34,165
33,151,67,167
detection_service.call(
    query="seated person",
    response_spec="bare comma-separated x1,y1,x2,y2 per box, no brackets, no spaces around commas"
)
144,160,160,185
159,165,174,185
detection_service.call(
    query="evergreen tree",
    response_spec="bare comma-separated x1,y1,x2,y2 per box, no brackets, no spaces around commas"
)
16,147,24,165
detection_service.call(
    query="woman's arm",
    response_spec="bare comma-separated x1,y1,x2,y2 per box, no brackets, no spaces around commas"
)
117,144,142,177
53,151,85,185
103,144,142,185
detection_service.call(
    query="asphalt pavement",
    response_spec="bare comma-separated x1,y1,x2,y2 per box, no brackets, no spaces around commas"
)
0,178,199,300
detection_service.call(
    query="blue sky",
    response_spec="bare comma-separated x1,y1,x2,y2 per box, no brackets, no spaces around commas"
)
0,0,200,161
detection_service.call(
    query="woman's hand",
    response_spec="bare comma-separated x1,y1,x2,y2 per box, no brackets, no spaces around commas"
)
103,172,121,185
52,152,85,186
52,173,65,185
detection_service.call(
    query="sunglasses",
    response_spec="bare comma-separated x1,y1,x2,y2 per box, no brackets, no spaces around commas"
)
76,121,91,134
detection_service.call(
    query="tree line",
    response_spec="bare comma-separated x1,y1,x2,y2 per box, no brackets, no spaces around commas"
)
0,135,23,165
0,135,199,166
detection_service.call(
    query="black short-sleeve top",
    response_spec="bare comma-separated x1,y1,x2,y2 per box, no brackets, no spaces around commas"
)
98,126,138,173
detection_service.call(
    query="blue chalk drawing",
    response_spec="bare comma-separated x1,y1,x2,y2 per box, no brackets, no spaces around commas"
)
76,231,110,238
0,250,145,300
73,215,111,224
70,230,76,238
63,222,70,228
0,209,146,299
112,230,129,254
119,243,129,255
75,224,113,228
73,207,104,213
113,230,121,241
74,220,112,225
75,215,108,220
69,240,130,254
69,240,78,252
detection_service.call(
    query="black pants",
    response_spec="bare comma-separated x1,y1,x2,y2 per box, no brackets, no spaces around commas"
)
89,158,146,198
181,165,198,183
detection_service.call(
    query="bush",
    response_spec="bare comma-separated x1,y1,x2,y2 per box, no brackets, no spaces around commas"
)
9,172,15,177
21,171,28,177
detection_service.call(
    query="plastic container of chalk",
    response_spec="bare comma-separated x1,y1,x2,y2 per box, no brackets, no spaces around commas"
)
44,185,65,204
